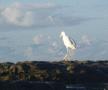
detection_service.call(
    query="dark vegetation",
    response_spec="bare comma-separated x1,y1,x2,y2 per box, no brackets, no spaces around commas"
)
0,60,108,84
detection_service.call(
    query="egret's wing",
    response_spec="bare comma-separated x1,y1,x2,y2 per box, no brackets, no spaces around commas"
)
69,37,76,48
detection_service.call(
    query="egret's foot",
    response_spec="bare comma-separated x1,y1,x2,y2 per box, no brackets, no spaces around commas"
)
64,58,68,61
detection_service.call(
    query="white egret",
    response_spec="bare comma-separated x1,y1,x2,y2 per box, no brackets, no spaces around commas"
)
60,31,76,61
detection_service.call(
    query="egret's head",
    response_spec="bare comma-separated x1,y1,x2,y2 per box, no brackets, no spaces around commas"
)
60,31,65,38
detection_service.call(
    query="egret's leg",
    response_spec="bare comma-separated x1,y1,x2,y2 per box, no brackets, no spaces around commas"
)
68,49,71,59
67,48,69,59
69,49,75,60
68,48,71,60
64,54,68,61
64,48,68,61
68,48,72,60
67,48,70,60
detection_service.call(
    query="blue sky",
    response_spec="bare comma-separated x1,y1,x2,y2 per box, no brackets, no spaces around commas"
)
0,0,108,62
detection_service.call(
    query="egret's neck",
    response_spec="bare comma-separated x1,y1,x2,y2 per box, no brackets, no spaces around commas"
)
63,34,66,38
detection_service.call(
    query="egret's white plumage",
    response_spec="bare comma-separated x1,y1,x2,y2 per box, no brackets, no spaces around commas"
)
60,31,76,61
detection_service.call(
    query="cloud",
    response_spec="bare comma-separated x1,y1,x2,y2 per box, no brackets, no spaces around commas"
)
74,39,108,60
0,2,57,28
33,35,46,45
1,6,34,27
52,41,58,48
31,34,64,60
78,35,93,49
0,1,95,29
81,35,92,45
48,41,59,53
32,34,52,45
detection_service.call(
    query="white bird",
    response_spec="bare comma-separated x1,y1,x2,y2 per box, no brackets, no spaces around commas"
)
60,31,76,61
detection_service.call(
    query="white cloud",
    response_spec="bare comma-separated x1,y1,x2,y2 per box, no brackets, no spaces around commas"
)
32,34,53,46
78,35,93,49
1,6,34,27
52,41,58,48
48,41,59,53
21,11,34,26
0,2,88,29
32,34,60,55
1,7,21,23
0,2,56,28
81,35,92,45
33,35,45,45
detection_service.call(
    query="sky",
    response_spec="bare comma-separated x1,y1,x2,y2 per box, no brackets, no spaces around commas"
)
0,0,108,62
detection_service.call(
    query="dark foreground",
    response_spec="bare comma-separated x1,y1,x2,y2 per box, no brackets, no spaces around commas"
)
0,60,108,90
0,81,65,90
0,81,108,90
0,60,108,83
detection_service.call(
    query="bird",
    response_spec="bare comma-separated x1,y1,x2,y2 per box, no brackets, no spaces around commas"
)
60,31,76,61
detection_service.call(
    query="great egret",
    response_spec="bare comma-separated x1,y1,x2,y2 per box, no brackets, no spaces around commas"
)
60,31,76,61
